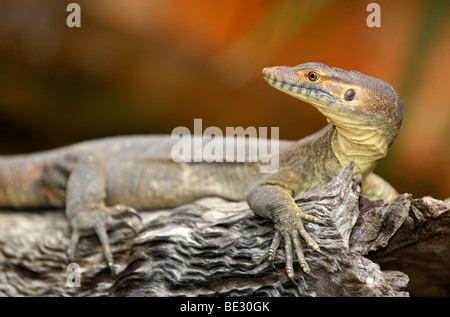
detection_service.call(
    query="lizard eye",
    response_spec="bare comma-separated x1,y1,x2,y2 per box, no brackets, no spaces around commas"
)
344,89,355,101
307,71,319,82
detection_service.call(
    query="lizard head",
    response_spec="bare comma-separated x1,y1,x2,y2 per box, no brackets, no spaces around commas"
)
262,62,404,148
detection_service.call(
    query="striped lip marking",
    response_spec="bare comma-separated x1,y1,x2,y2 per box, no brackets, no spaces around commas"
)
263,71,334,100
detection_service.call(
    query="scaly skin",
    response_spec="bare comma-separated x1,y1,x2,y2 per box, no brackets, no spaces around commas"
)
0,62,403,279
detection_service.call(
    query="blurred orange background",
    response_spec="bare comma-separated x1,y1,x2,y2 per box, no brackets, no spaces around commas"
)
0,0,448,199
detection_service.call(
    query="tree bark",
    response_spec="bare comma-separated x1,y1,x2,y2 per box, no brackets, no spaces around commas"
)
0,163,448,296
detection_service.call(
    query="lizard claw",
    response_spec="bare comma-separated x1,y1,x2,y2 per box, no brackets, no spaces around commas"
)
315,248,326,257
123,220,140,236
305,270,318,279
111,204,142,223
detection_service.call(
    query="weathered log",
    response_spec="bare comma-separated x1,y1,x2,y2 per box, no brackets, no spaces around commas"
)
0,164,448,296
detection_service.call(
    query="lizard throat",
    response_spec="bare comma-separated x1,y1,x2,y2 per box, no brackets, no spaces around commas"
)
330,121,389,176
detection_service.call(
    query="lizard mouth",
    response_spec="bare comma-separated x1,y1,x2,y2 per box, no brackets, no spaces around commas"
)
263,74,335,104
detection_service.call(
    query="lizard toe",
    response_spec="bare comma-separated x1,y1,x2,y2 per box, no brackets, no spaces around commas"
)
110,204,142,223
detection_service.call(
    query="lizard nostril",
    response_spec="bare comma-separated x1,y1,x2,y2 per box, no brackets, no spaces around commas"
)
262,67,280,81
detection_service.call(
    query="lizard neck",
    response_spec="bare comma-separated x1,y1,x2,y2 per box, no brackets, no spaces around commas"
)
330,120,389,177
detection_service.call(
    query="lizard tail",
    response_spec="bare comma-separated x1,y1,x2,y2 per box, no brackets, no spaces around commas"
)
0,155,49,209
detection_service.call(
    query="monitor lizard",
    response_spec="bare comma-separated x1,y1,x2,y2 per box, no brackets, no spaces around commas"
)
0,62,403,279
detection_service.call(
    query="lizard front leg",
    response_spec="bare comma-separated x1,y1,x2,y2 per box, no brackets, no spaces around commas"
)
247,184,323,279
65,153,141,275
361,172,399,201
